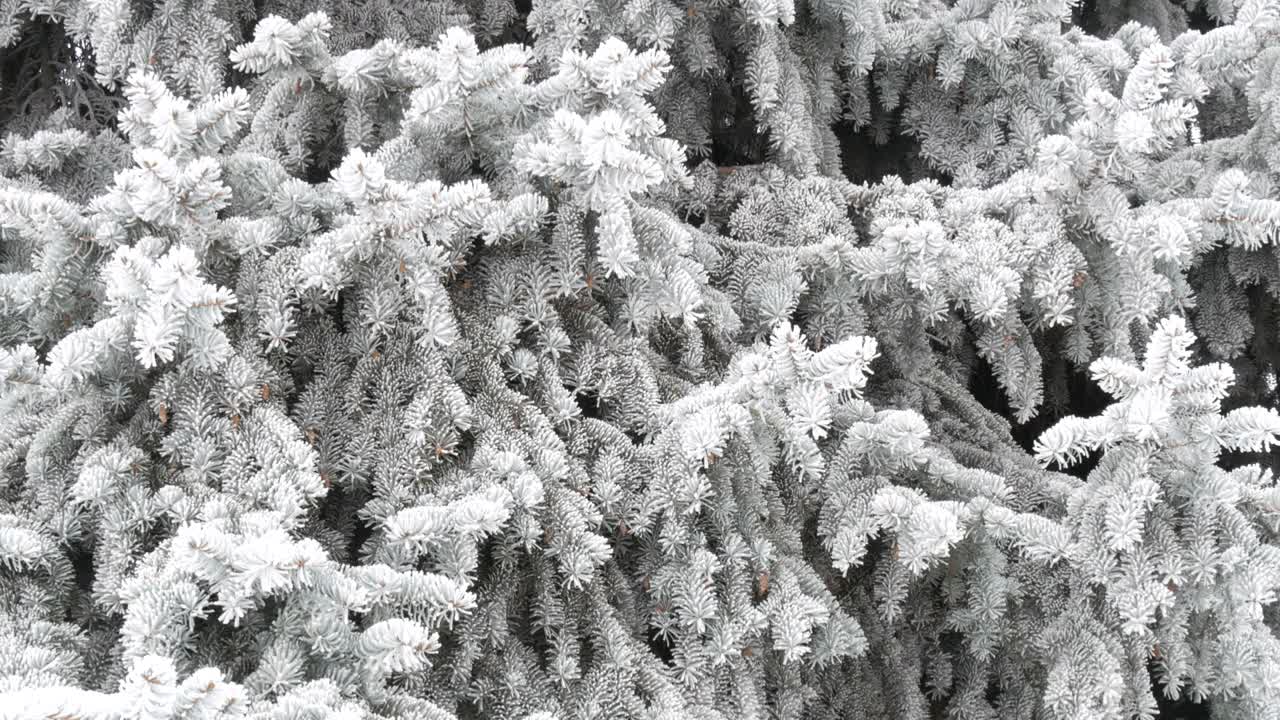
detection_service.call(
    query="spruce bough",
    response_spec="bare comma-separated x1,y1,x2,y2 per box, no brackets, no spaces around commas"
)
0,1,1279,719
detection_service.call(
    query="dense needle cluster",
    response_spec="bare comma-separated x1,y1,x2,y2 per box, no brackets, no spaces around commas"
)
1,0,1279,718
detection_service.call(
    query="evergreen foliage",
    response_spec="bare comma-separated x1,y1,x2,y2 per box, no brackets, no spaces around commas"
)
0,0,1279,717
